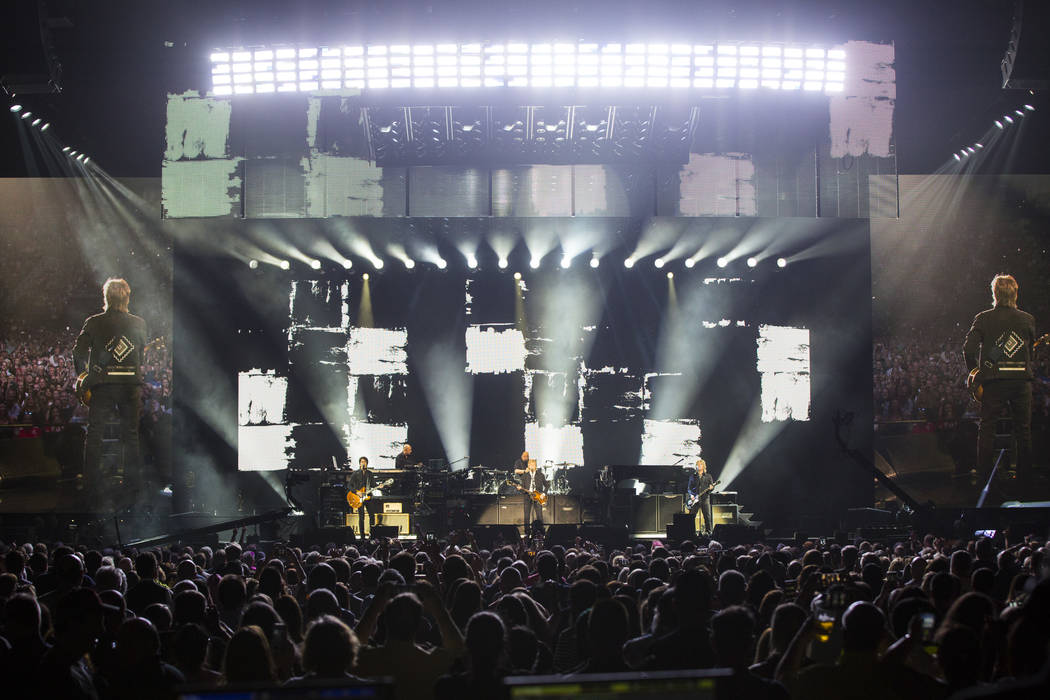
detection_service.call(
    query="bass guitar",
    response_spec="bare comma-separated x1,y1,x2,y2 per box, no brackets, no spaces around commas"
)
506,479,548,507
966,333,1048,404
74,338,165,406
346,478,394,510
686,479,721,509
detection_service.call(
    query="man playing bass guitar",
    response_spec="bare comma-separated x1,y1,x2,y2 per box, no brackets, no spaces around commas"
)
513,458,548,532
963,274,1038,489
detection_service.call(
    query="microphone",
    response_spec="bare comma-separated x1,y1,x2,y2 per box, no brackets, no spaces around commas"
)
671,456,685,466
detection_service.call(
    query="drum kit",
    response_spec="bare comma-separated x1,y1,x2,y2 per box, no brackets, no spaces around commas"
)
454,461,575,495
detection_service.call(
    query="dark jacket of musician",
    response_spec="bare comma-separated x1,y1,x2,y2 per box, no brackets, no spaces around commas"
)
347,468,377,493
963,305,1036,380
520,469,548,494
687,470,715,500
73,308,148,383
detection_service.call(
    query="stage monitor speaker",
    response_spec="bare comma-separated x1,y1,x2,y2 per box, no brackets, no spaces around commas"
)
667,513,697,543
712,504,738,527
544,524,579,547
379,513,411,537
711,524,759,547
578,523,630,549
471,524,521,550
370,525,400,539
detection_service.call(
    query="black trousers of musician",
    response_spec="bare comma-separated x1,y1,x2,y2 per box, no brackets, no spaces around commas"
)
978,380,1032,484
689,496,713,534
84,383,141,486
356,501,376,537
524,496,544,530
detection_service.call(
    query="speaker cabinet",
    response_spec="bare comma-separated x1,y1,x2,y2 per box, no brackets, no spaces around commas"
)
712,504,738,526
319,486,347,528
632,494,685,533
549,495,580,525
350,513,411,537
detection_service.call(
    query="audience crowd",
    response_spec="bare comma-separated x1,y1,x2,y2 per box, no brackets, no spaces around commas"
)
0,325,171,427
1,527,1048,699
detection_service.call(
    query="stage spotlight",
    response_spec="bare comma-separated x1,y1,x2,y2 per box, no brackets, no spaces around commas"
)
966,147,976,154
76,154,85,162
467,254,478,269
514,272,522,280
40,122,50,131
9,105,22,113
362,273,370,281
404,258,415,269
31,118,41,127
498,257,509,269
83,157,90,165
624,258,635,269
716,257,728,268
776,257,787,268
560,255,572,269
1024,104,1035,111
975,143,983,149
20,111,32,120
666,271,674,279
995,120,1004,129
279,260,291,270
61,146,70,153
746,257,758,268
684,258,696,269
530,257,541,269
1015,109,1025,117
654,258,665,268
953,153,961,161
69,150,77,157
373,259,384,269
436,258,448,269
590,255,599,268
1004,115,1014,124
248,259,259,269
342,259,353,269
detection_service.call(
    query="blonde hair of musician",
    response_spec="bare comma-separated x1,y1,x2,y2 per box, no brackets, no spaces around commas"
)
103,278,131,312
991,274,1018,308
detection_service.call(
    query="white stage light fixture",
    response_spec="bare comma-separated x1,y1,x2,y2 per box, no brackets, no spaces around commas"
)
498,257,509,269
530,257,540,269
624,258,635,269
514,272,522,280
436,258,448,269
654,258,665,268
975,143,983,149
62,146,70,153
20,111,32,120
684,258,696,268
560,256,572,269
310,259,321,270
373,258,384,269
279,260,291,270
716,257,728,268
9,104,22,113
1024,104,1035,111
747,257,758,268
776,258,787,268
76,154,85,162
31,118,41,126
666,271,674,279
342,259,353,269
966,147,976,154
1004,115,1014,124
466,255,478,269
404,259,415,269
953,153,961,161
362,273,370,281
590,256,600,268
249,259,259,269
1015,109,1025,117
40,122,50,131
995,120,1004,129
83,157,90,165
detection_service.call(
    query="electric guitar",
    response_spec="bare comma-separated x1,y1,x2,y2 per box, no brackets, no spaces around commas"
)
346,478,394,510
506,479,548,506
74,338,164,406
966,333,1048,404
686,479,721,509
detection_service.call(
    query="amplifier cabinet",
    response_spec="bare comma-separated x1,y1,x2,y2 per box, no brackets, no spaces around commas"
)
349,512,412,536
712,504,738,526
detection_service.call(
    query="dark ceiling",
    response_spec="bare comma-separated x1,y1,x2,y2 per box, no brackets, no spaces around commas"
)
1,0,1042,178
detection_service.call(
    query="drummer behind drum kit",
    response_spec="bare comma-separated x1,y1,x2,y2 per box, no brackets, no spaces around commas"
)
455,462,575,495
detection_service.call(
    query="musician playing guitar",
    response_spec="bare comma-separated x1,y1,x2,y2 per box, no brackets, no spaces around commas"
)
513,456,548,531
73,278,148,493
347,456,379,536
963,274,1037,488
686,458,716,536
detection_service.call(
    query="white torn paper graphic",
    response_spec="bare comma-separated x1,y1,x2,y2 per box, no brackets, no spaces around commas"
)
757,324,811,422
238,370,287,425
347,327,408,375
465,325,527,374
524,422,584,467
640,418,703,465
238,424,293,471
344,420,408,467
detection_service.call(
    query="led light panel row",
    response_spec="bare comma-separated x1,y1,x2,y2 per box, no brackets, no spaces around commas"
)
209,42,847,95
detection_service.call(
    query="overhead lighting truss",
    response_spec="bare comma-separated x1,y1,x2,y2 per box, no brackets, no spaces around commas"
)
209,41,847,96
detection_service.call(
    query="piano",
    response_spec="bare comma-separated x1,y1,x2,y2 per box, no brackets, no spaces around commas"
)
608,465,688,495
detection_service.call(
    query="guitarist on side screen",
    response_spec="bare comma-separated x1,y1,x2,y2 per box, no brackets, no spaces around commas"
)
687,458,715,536
348,456,379,536
73,278,148,491
513,457,548,531
963,274,1037,487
